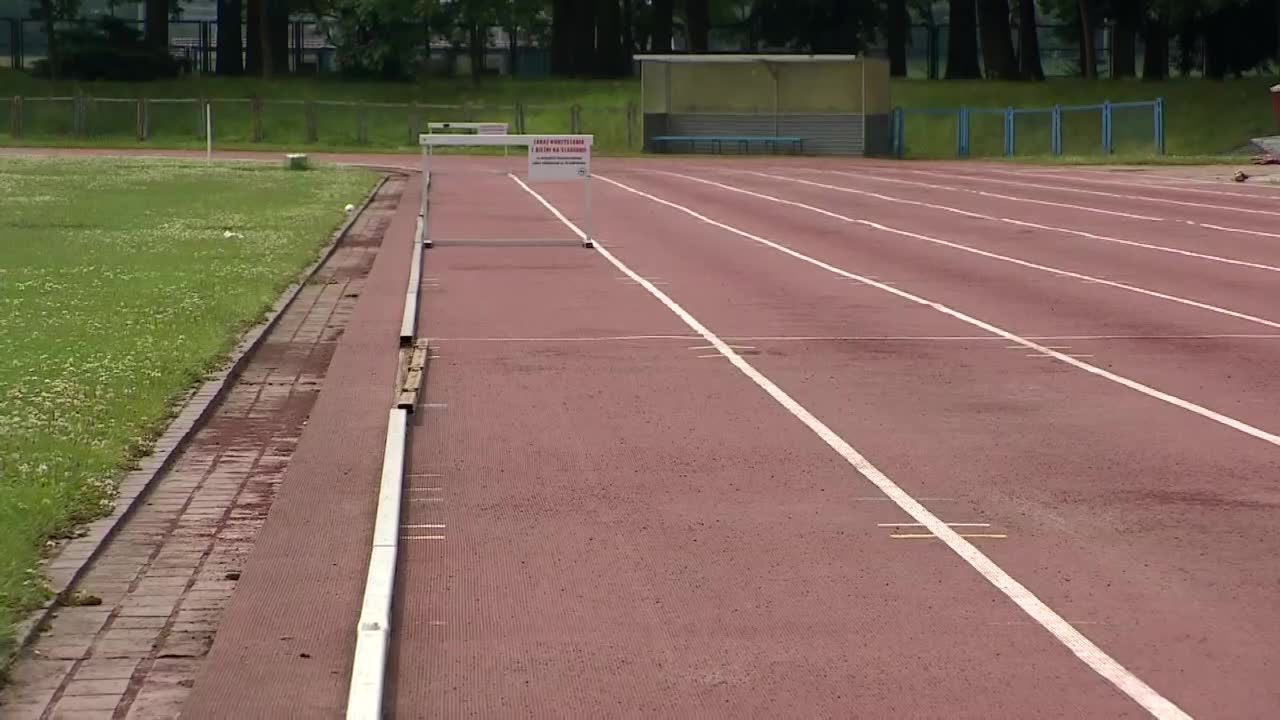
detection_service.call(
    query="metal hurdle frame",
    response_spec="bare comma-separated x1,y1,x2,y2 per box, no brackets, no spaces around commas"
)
417,133,595,251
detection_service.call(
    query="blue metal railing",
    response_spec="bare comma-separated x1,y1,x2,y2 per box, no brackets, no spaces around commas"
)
891,97,1165,159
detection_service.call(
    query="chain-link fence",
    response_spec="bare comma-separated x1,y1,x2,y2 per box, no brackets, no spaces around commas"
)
0,94,643,153
893,98,1164,159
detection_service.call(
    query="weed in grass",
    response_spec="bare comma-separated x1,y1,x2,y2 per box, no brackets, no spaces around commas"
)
0,157,376,667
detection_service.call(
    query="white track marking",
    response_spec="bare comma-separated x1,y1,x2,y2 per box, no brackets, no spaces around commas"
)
878,522,992,528
347,408,407,720
656,170,1280,332
511,173,1193,720
820,169,1165,221
1067,168,1280,194
1194,222,1280,240
434,333,1280,342
593,172,1280,451
891,533,1008,539
906,168,1280,218
996,168,1280,201
741,171,1280,275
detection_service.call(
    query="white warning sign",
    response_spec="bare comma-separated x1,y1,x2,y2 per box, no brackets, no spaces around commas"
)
528,136,591,183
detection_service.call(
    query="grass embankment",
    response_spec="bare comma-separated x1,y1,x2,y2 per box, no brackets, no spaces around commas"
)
0,70,1275,158
0,157,376,669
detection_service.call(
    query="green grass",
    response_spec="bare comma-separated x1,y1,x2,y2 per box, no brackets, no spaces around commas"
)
0,71,1276,160
0,157,376,669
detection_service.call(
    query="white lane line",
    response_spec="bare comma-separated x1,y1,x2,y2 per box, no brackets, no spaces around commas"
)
406,487,442,492
1194,221,1280,240
741,170,1280,275
998,167,1280,201
346,408,407,720
594,173,1280,449
892,533,1008,539
512,172,1192,720
407,473,444,478
819,169,1164,221
432,333,1280,342
402,524,446,529
878,522,992,528
689,344,756,350
906,168,1280,218
401,535,446,541
659,170,1280,332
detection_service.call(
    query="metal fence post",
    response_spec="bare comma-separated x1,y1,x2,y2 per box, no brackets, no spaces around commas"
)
305,100,318,143
891,107,905,158
956,106,970,158
570,104,582,134
10,96,22,138
198,97,207,139
1154,97,1165,155
1003,106,1015,156
251,97,264,142
1102,100,1113,154
515,101,526,134
136,98,147,141
1050,105,1062,156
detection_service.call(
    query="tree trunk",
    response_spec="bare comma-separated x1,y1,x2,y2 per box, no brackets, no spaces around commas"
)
245,0,261,74
571,0,596,75
598,0,622,76
469,22,485,85
551,0,572,74
621,0,634,72
1111,0,1137,78
145,0,170,50
1141,11,1168,80
886,0,908,77
651,0,673,51
267,0,289,74
977,0,1019,79
38,0,57,79
508,26,518,77
1078,0,1097,79
685,0,709,52
945,0,981,78
216,0,243,75
1016,0,1044,80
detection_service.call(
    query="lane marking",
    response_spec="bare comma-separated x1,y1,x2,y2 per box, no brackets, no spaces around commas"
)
594,174,1280,446
905,168,1280,218
737,170,1280,276
407,473,444,478
401,535,446,541
1070,169,1280,194
878,522,991,528
402,524,446,529
891,533,1008,539
408,498,445,503
816,169,1164,221
689,344,756,350
658,170,1280,331
431,333,1280,342
512,172,1193,720
998,167,1280,201
406,487,442,492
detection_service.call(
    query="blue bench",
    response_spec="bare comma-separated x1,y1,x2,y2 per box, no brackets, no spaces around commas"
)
652,135,805,155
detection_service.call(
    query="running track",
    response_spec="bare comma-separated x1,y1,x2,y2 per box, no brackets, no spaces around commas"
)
25,149,1272,718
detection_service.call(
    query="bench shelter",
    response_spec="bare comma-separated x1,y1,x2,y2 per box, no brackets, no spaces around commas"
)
635,54,892,157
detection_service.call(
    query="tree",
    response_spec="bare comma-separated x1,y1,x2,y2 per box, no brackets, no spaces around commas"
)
216,0,243,75
598,0,623,75
651,0,673,51
1078,0,1096,79
1015,0,1044,80
976,0,1019,78
245,0,262,73
750,0,880,52
551,0,572,72
571,0,595,73
945,0,981,78
145,0,169,50
31,0,78,80
1111,0,1140,78
886,0,908,77
685,0,709,51
1141,5,1169,80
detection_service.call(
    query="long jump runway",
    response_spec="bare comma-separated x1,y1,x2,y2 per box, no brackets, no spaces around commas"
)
384,159,1279,719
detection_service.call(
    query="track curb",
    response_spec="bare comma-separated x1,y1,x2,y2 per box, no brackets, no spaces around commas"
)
2,171,396,675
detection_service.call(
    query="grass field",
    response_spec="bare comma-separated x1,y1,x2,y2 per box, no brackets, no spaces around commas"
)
0,157,376,669
1,72,1276,159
